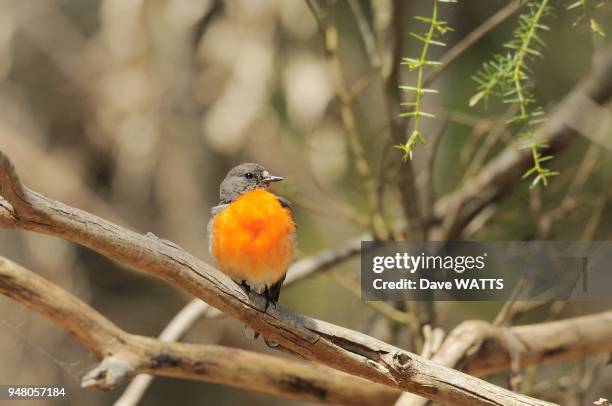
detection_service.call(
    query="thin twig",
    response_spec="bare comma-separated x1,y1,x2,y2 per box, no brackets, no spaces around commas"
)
423,0,528,88
308,1,390,239
348,0,381,70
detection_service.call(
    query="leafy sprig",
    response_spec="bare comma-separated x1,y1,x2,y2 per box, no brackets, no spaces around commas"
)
470,0,558,187
396,0,457,162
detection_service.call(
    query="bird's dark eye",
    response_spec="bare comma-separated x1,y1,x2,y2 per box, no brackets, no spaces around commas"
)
244,172,254,180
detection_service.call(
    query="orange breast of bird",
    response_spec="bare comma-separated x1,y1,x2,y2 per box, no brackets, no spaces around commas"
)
211,189,295,290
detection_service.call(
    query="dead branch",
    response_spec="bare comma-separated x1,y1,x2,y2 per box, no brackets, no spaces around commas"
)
0,151,552,405
116,235,363,405
0,256,398,405
463,312,612,377
397,312,612,406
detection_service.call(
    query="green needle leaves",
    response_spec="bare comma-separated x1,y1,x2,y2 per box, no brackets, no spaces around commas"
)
396,0,457,162
470,0,557,187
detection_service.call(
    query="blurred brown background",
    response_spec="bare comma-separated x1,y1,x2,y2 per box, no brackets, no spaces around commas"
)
0,0,610,405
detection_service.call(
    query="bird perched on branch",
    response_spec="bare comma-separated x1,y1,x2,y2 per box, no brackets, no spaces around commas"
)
209,163,296,340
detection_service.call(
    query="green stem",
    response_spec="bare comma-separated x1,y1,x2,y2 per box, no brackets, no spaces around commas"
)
531,144,542,172
512,0,549,119
398,0,442,161
410,0,439,147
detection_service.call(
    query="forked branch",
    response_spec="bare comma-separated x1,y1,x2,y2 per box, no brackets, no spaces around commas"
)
0,150,552,405
0,256,397,405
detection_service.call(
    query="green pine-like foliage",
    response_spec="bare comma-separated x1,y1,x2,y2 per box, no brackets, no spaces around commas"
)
470,0,558,187
396,0,457,162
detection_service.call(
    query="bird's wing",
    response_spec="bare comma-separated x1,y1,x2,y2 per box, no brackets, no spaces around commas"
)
277,197,297,229
208,203,229,254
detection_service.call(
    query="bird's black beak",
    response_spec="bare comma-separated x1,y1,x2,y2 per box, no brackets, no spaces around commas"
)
263,175,284,183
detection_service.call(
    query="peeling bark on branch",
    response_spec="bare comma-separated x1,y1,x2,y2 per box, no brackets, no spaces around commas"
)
0,256,399,405
397,313,612,406
2,250,610,405
114,236,365,406
0,151,553,405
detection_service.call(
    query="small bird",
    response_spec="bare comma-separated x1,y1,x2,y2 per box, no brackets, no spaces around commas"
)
209,163,296,317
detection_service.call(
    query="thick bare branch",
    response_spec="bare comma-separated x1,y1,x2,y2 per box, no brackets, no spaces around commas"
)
397,312,612,406
114,299,213,406
464,312,612,376
0,256,399,405
158,231,364,327
116,236,363,405
0,151,552,405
